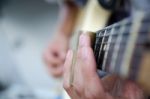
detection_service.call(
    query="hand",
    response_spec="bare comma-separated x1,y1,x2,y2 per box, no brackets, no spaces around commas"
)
63,34,145,99
43,34,69,77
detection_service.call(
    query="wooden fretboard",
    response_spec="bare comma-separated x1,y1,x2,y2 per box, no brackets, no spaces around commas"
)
94,13,150,80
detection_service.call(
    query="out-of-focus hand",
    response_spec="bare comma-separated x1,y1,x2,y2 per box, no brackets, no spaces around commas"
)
43,34,69,77
63,33,145,99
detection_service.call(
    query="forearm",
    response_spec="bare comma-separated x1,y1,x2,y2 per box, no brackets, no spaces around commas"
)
56,1,79,38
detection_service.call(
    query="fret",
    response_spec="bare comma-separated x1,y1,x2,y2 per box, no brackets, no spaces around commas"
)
120,12,145,78
129,44,143,80
100,34,109,67
103,36,109,52
94,33,103,69
97,30,106,69
97,23,149,37
104,26,120,72
129,18,150,80
115,32,130,74
100,41,132,54
102,25,114,71
94,22,125,70
98,32,148,45
110,20,126,73
93,13,150,93
95,20,126,71
97,30,107,66
94,15,150,74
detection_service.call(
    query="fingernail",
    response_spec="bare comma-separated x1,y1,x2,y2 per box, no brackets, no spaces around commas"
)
79,34,90,47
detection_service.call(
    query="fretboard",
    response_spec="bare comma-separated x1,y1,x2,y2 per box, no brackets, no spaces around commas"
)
94,14,150,79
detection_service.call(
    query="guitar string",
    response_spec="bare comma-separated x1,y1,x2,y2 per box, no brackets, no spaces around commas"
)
97,30,107,65
128,15,150,80
95,19,149,52
95,23,124,71
102,24,115,70
120,12,145,77
95,17,148,72
94,33,102,65
110,20,126,73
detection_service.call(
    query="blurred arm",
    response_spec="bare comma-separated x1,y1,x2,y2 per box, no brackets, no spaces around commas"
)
56,1,79,38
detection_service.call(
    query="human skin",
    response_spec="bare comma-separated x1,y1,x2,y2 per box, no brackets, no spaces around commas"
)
63,33,145,99
43,1,79,77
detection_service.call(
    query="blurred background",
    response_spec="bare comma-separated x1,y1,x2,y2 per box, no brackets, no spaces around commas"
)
0,0,66,99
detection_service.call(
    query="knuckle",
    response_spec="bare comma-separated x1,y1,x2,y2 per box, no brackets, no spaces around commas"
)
84,90,98,99
73,83,84,96
84,94,97,99
63,82,71,92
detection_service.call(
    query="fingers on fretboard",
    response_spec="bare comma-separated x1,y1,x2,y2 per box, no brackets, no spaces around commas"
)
94,14,150,80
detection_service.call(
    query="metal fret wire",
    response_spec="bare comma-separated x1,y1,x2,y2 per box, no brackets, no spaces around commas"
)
95,18,149,53
95,38,129,46
97,30,107,64
95,16,149,73
120,12,145,77
94,34,102,66
95,44,128,55
102,25,115,70
98,28,148,38
110,20,127,73
95,19,129,70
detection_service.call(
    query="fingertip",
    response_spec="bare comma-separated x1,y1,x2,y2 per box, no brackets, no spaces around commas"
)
79,33,91,48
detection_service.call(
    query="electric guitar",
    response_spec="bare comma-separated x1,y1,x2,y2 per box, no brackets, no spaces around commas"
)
70,0,150,94
70,0,112,85
94,12,150,93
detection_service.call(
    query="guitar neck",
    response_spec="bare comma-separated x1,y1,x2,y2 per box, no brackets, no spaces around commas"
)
94,13,150,81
